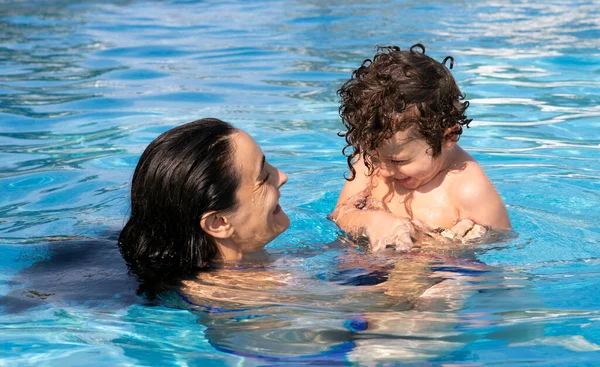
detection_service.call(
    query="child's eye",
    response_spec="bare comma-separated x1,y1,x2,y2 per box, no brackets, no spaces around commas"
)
390,159,407,165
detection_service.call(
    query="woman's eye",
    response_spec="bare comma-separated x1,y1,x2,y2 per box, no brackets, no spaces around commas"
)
262,172,271,184
390,159,407,165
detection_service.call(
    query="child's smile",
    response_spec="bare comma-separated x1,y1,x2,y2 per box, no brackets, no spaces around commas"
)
374,127,454,192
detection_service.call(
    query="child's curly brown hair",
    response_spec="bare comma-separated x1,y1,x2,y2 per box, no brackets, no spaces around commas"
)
338,44,472,180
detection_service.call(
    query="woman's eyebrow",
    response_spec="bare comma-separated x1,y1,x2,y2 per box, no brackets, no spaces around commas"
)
256,155,265,180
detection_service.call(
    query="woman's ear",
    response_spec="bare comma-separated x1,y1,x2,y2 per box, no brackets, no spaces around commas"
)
200,211,234,239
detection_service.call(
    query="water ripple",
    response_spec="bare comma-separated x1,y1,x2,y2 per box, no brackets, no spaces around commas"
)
1,0,600,365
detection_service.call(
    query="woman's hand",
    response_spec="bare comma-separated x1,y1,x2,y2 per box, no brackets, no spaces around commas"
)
365,211,415,252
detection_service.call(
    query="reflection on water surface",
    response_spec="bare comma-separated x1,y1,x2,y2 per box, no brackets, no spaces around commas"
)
1,0,600,365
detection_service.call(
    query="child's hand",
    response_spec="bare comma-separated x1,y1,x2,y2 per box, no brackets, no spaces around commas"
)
449,219,488,242
415,219,488,243
366,211,415,252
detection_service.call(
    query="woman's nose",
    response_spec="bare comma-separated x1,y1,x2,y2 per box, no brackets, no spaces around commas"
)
277,168,288,187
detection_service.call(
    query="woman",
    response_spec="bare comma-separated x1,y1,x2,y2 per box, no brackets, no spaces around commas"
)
118,118,290,296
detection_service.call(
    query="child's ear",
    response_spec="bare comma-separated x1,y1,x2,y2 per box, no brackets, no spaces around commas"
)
200,211,234,239
443,124,462,147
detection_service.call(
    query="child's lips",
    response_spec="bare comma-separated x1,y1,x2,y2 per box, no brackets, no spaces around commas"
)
394,177,411,185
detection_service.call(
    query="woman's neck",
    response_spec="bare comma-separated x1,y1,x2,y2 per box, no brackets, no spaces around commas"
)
214,240,244,262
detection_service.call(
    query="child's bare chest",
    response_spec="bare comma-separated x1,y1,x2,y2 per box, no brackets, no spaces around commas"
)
368,179,459,229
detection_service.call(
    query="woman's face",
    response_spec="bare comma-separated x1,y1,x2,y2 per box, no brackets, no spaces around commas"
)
226,131,290,252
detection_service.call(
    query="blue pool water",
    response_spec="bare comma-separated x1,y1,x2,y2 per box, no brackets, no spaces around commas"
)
1,0,600,365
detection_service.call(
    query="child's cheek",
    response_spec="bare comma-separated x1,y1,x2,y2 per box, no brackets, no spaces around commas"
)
376,165,396,178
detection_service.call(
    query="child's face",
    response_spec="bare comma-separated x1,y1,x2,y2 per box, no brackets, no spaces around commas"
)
373,127,451,190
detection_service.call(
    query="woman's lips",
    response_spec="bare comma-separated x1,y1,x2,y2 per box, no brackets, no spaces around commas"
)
273,204,282,214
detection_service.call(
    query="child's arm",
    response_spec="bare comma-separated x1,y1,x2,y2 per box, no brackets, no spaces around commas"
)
455,166,511,231
330,157,415,251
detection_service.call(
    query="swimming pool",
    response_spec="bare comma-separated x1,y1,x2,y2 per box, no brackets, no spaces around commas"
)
1,0,600,365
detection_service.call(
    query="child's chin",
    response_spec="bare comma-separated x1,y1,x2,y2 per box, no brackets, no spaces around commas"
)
395,177,416,188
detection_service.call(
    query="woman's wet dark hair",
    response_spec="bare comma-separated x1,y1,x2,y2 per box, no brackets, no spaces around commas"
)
119,118,238,298
338,44,472,180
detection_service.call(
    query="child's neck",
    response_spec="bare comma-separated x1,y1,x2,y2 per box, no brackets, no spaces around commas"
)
439,144,462,174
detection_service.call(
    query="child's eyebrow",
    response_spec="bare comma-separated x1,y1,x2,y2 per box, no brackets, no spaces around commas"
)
386,154,408,161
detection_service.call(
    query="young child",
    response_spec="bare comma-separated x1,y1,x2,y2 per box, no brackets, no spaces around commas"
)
330,44,511,251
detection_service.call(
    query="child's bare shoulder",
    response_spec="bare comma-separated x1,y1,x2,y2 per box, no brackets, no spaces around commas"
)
446,153,496,200
445,150,510,229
